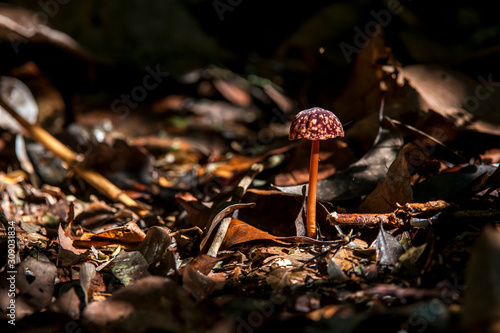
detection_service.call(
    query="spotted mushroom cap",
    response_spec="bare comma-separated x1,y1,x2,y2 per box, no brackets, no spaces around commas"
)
289,107,344,140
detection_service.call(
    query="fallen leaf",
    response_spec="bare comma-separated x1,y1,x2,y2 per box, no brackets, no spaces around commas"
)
57,223,87,255
413,164,497,202
220,218,342,250
108,250,151,287
375,226,404,267
0,76,38,133
396,64,500,136
47,286,82,320
15,257,57,313
359,142,416,213
327,257,349,282
73,222,146,248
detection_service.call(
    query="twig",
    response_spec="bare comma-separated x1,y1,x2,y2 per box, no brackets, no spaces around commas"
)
169,226,203,237
207,217,232,257
232,163,264,202
327,200,500,228
328,211,404,228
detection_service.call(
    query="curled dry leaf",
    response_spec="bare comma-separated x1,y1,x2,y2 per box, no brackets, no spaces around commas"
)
60,221,146,251
132,226,176,277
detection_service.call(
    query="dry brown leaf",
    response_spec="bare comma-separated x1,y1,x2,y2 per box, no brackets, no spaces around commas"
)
396,64,500,136
73,222,146,249
57,223,87,255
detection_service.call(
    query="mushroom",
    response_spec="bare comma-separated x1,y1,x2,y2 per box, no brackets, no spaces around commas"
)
289,107,344,238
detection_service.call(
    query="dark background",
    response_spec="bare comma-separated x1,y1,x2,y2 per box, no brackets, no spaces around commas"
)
1,0,500,111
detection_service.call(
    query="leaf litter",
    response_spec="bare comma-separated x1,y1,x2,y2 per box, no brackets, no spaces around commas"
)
0,8,500,333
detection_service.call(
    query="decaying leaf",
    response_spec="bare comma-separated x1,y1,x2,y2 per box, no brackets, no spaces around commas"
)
375,226,404,267
359,142,416,213
327,257,349,282
133,226,176,277
413,164,498,202
73,222,146,249
395,64,500,136
108,250,151,287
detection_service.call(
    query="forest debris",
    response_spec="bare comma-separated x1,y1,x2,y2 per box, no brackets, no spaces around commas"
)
108,250,151,287
207,217,232,257
0,76,38,133
80,262,97,304
81,276,208,333
375,225,405,266
328,200,457,228
221,218,292,249
181,254,229,300
14,257,58,317
57,222,87,255
0,94,150,216
327,257,349,282
330,200,500,229
130,226,177,277
328,211,404,228
73,222,146,249
207,163,264,257
200,202,256,251
47,286,82,320
359,142,416,213
395,64,500,136
463,225,500,331
220,218,343,249
413,164,498,202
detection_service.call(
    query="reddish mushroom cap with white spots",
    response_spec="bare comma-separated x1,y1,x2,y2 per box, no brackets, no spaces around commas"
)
289,107,344,141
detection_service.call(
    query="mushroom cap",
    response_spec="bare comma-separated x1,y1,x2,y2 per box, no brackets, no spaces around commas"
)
289,107,344,140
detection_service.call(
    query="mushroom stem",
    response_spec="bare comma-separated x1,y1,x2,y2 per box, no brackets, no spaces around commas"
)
307,139,320,238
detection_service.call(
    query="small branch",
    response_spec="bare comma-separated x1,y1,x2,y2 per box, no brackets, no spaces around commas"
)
207,217,232,257
232,163,264,202
327,200,500,228
328,211,404,228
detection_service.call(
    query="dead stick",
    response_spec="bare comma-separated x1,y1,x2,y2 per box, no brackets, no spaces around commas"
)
328,209,500,228
328,212,404,228
207,217,232,257
0,98,148,216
